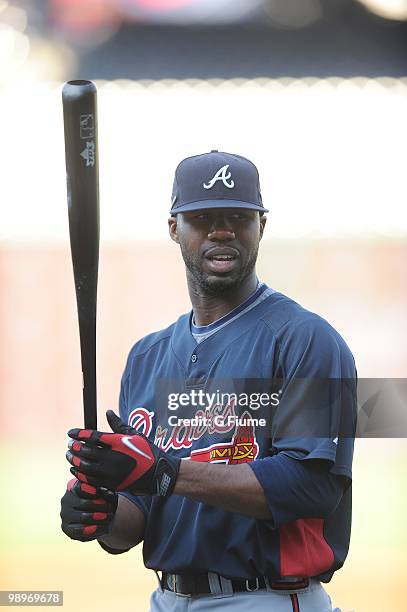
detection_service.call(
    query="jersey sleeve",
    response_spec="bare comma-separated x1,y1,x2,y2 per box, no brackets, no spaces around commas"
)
270,319,357,479
249,453,346,529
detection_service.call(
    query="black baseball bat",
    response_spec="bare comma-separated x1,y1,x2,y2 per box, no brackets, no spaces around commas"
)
62,80,100,430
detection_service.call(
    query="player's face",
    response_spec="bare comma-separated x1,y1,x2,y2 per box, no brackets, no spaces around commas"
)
169,208,266,295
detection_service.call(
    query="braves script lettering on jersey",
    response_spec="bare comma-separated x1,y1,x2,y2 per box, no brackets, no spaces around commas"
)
120,283,356,581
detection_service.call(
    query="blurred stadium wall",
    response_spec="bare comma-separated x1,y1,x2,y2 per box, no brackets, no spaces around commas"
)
1,2,406,611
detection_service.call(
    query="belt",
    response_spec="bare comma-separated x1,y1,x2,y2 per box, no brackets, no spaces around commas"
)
162,572,309,597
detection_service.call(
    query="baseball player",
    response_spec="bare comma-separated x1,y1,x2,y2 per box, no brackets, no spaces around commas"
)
61,151,356,611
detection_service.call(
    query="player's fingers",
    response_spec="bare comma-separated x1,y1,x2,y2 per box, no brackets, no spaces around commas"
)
79,511,111,524
63,496,111,520
65,450,92,474
70,479,116,503
70,466,88,483
98,487,118,504
78,482,97,496
73,496,109,511
70,466,111,489
67,428,109,446
68,440,105,461
106,409,135,434
68,478,98,500
67,478,80,493
66,451,100,475
61,522,108,542
68,440,87,453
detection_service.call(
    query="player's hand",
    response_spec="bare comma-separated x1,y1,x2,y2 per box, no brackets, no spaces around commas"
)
65,410,180,497
60,478,118,542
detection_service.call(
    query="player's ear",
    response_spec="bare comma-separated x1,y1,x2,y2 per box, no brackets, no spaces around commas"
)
168,216,180,244
259,214,267,241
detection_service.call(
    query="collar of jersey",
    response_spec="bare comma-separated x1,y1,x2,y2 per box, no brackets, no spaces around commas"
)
171,284,279,371
190,281,268,336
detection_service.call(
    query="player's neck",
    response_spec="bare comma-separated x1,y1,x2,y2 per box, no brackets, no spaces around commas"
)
188,274,258,327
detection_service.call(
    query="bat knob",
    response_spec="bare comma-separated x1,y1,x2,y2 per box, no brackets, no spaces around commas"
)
62,80,97,101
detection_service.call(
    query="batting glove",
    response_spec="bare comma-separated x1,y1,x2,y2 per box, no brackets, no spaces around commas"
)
66,410,180,497
60,478,118,542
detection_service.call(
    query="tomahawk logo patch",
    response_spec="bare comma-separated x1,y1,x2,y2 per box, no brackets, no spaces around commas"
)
203,164,235,189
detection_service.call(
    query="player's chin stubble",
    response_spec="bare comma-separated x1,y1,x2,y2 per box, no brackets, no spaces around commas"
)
180,243,260,296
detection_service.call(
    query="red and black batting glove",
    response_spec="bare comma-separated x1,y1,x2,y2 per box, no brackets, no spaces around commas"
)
60,478,118,542
66,410,180,497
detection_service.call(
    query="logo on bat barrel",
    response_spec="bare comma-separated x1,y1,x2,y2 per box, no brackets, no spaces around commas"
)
80,114,94,139
80,141,95,167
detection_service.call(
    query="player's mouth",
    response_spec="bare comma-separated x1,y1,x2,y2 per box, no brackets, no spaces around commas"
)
203,247,240,274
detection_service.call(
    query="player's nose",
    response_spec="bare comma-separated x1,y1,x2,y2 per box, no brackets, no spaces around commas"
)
207,216,235,241
208,228,236,241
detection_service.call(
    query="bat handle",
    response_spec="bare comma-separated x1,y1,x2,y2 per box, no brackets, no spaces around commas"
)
77,288,97,430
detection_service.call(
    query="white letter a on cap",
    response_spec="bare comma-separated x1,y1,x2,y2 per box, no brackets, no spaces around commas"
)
203,165,235,189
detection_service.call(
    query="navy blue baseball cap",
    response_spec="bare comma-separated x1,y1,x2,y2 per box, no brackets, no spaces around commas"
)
170,150,269,215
